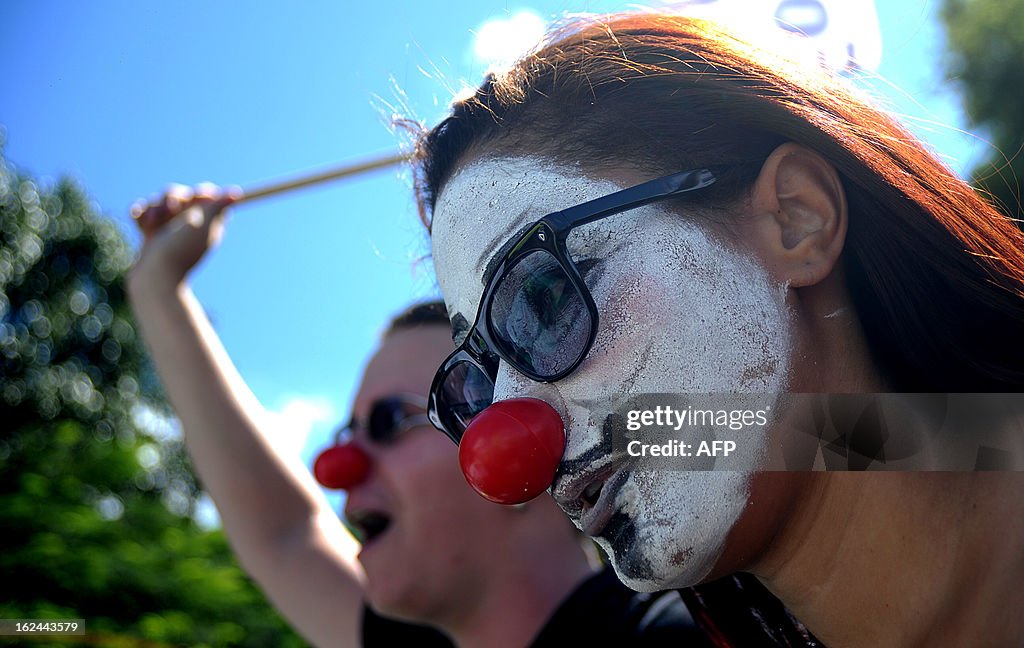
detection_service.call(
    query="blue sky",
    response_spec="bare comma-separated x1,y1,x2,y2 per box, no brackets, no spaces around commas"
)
0,1,988,506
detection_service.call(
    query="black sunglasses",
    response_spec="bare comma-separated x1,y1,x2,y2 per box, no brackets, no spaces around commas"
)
428,166,723,443
336,394,430,445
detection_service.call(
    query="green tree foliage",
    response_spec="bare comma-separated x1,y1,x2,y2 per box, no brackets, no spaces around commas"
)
941,0,1024,219
0,144,307,647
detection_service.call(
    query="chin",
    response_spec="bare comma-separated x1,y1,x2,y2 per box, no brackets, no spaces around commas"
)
361,554,421,620
598,471,750,592
364,578,429,623
596,530,716,593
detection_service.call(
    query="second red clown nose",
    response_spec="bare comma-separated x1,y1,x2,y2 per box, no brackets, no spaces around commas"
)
458,398,566,505
313,443,371,490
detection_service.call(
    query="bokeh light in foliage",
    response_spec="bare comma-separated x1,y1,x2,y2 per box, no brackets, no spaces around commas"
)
0,143,306,645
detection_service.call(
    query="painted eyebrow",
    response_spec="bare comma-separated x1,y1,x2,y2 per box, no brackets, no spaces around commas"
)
450,312,471,344
478,219,536,293
449,220,533,347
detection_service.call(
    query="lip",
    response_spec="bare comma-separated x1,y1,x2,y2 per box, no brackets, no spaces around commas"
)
350,515,393,554
550,440,631,512
578,470,628,536
343,498,393,549
551,460,616,516
358,527,390,552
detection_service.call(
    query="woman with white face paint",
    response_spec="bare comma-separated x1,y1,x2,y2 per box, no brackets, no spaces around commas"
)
417,12,1024,647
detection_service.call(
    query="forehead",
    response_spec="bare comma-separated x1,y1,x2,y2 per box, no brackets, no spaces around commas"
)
430,156,625,335
355,326,452,411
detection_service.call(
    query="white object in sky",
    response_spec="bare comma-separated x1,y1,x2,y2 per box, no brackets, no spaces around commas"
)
662,0,882,72
473,10,548,73
471,1,879,76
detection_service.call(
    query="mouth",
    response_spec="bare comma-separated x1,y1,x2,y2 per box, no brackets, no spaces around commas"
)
551,455,629,535
578,470,628,537
345,508,392,546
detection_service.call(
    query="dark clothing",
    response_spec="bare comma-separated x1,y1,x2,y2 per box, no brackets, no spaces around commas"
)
361,608,453,648
680,574,823,647
362,566,712,647
531,567,711,647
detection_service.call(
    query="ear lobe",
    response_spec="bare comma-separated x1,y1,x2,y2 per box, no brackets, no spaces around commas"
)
747,143,848,288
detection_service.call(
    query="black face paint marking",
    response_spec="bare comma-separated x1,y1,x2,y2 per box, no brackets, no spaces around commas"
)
450,312,471,344
573,258,604,288
479,220,536,293
551,427,613,492
600,511,653,582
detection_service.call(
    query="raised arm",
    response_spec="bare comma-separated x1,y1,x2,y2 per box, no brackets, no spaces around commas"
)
126,185,364,648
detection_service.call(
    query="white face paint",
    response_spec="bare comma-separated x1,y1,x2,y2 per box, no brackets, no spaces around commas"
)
431,156,792,591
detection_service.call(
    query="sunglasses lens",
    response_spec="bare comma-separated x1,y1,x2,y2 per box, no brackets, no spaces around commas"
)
367,398,408,443
489,250,591,378
439,361,495,441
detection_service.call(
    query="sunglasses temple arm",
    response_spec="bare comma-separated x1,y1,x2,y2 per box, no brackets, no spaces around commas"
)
548,168,718,232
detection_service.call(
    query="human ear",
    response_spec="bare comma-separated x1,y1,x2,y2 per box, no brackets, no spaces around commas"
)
743,143,847,287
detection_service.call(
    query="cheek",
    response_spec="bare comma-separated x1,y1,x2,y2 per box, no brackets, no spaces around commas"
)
388,437,464,506
586,233,790,395
581,267,667,385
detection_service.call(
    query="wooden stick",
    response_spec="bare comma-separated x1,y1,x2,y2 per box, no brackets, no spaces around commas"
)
234,151,409,205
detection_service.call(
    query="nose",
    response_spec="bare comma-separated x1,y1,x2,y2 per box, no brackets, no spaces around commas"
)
458,398,566,505
313,442,371,490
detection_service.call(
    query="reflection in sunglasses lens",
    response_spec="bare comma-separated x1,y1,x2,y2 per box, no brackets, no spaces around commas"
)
490,251,591,377
443,361,495,437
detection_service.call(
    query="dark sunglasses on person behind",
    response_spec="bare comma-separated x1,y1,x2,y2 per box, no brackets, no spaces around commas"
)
345,394,430,445
427,166,724,444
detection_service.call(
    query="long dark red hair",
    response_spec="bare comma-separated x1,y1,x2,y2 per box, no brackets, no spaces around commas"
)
414,13,1024,392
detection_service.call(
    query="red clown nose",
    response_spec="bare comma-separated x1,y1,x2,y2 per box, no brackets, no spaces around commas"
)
458,398,565,505
313,444,371,490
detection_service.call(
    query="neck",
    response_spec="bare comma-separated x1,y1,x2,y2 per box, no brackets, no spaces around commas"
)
755,472,1024,646
443,536,596,648
787,271,889,394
